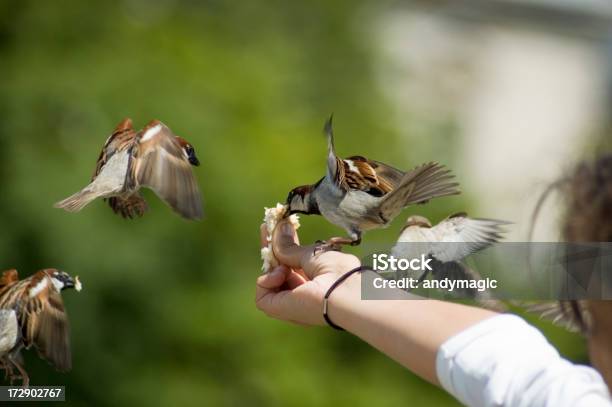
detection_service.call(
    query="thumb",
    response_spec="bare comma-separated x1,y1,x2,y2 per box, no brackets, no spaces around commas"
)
272,219,315,271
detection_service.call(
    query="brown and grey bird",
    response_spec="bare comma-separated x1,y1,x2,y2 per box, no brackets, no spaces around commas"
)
391,213,508,308
285,116,460,248
54,118,203,220
0,308,18,383
0,309,17,357
0,268,81,386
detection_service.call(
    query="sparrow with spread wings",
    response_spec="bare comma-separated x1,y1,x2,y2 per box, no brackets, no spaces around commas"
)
0,268,81,386
285,116,461,248
391,213,509,307
55,118,203,220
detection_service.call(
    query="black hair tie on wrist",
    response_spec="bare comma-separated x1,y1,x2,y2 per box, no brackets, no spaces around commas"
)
323,265,370,331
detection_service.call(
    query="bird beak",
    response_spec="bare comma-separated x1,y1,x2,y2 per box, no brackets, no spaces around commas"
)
189,156,200,166
282,203,292,218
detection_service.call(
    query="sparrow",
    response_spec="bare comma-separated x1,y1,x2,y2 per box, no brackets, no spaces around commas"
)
391,212,508,307
0,268,82,386
285,116,461,247
55,118,203,220
0,308,18,382
0,309,17,357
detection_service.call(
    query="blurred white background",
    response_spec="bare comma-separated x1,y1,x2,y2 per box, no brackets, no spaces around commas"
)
372,0,612,240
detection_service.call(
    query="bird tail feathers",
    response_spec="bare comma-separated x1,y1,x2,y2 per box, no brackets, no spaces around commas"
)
54,189,99,212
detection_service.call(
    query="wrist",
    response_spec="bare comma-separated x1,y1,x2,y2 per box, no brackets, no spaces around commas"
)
323,266,368,330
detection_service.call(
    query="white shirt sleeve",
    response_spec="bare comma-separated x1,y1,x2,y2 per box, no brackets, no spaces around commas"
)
436,314,611,407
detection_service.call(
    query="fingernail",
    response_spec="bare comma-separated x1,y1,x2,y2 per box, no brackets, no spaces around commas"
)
281,221,293,235
271,266,286,278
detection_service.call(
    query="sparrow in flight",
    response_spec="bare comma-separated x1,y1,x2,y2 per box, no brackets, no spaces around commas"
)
0,268,81,386
285,116,461,248
55,118,203,220
391,212,508,307
0,309,17,360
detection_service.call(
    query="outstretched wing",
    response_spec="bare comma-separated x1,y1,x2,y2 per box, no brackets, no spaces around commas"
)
521,301,586,332
324,115,344,187
324,116,405,196
378,162,460,222
0,270,19,289
21,273,71,372
430,213,509,262
131,121,203,220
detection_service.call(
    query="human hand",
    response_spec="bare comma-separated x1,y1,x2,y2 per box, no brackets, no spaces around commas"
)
255,220,361,326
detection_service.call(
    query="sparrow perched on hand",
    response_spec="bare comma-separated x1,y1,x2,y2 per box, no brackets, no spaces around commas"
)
55,118,203,220
391,213,508,307
285,116,461,247
0,268,81,386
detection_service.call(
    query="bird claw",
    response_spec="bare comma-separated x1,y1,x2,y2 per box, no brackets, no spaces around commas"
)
6,371,21,386
313,243,341,256
312,239,347,256
1,362,14,383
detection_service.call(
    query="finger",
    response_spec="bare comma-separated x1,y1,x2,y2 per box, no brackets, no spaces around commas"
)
260,224,269,249
272,219,316,270
255,266,297,320
255,288,295,320
293,268,309,281
256,265,289,290
286,270,308,289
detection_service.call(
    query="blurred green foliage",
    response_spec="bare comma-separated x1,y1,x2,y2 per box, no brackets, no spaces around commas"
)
0,1,587,406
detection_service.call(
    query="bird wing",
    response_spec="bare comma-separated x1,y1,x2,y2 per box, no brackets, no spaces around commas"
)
324,115,347,189
92,118,136,181
377,162,460,223
324,116,405,196
392,226,434,262
0,270,19,289
341,156,405,197
367,159,405,187
429,214,508,262
131,121,203,220
21,273,71,372
522,301,585,332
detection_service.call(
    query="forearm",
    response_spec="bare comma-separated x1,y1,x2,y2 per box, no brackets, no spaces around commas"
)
329,271,498,385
